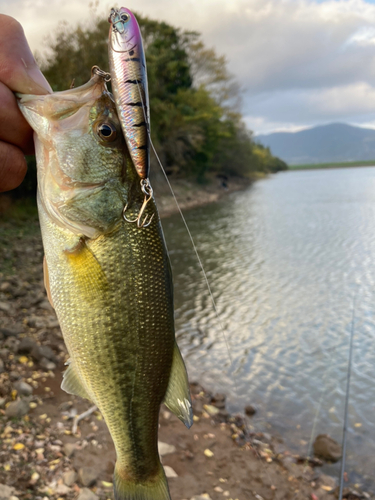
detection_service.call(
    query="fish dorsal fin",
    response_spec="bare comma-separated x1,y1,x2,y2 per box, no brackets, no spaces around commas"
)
163,342,193,429
61,360,93,402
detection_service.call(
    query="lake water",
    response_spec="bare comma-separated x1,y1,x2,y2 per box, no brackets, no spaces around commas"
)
162,167,375,490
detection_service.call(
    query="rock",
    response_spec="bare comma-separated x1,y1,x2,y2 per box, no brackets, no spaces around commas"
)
211,393,226,409
245,405,257,416
158,441,176,456
0,301,12,313
0,282,11,292
38,300,53,311
190,496,212,500
5,399,29,418
9,371,21,381
0,484,15,499
0,359,4,374
203,404,220,416
39,357,57,370
190,382,204,394
313,434,342,462
164,465,178,478
63,442,77,458
77,488,99,500
319,473,337,490
63,470,78,486
17,337,37,354
78,466,98,487
3,337,19,352
26,316,46,329
54,483,71,495
14,381,33,396
0,398,6,408
1,325,23,337
0,349,9,359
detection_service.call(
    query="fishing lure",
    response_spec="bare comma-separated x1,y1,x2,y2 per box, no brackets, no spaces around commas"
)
108,7,153,228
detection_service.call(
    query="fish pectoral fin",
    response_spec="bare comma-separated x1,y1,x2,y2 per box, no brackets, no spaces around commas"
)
163,342,193,429
43,256,54,309
61,361,92,402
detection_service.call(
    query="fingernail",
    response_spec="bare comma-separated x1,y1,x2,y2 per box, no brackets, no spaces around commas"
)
26,64,52,94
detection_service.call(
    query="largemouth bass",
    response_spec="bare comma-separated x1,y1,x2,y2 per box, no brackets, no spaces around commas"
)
18,68,192,500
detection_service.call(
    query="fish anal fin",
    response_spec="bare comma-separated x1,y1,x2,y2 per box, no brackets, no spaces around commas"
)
43,256,54,309
163,342,193,429
61,361,92,401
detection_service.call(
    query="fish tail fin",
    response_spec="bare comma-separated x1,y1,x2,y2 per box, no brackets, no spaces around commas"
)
114,463,171,500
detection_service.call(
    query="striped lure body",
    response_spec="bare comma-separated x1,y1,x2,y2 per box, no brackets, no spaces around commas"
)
108,7,150,180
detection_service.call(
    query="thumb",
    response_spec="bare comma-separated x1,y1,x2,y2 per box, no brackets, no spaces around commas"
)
0,14,52,95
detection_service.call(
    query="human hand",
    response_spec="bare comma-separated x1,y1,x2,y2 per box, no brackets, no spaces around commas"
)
0,14,51,192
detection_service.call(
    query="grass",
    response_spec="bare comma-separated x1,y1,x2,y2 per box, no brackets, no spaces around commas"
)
289,160,375,170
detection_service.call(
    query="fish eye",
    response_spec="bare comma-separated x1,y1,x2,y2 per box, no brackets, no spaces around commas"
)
121,13,130,22
96,122,118,142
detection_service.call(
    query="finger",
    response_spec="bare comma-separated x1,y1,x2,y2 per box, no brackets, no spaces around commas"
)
0,15,51,95
0,81,34,153
0,141,27,192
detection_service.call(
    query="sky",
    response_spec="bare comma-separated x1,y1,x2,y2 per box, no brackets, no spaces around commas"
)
2,0,375,135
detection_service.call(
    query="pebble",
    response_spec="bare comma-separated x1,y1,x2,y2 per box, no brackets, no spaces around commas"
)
0,359,4,374
164,465,178,478
158,441,176,456
39,358,57,370
0,348,9,359
245,405,257,416
0,398,6,408
0,484,15,499
313,434,342,462
203,404,219,416
78,466,98,487
54,484,71,495
63,470,78,487
190,495,212,500
14,381,33,396
76,488,99,500
9,371,21,381
17,337,37,354
0,301,12,313
39,345,57,361
1,325,23,336
4,337,19,352
63,443,77,458
5,399,30,418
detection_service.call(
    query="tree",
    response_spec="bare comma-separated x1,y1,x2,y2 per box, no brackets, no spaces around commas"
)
34,9,287,184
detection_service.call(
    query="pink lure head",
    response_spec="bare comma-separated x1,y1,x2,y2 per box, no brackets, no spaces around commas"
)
108,7,143,55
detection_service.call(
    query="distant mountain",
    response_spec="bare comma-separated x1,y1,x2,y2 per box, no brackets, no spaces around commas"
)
256,123,375,165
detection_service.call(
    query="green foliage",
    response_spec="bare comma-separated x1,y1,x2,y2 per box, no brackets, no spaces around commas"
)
34,10,286,183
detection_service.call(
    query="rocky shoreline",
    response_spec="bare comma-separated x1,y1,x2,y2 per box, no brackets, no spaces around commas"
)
0,187,373,500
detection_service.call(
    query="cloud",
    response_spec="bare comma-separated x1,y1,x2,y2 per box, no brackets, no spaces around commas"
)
2,0,375,133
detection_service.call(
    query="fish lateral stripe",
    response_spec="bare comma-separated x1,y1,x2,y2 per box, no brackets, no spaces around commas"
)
132,121,147,128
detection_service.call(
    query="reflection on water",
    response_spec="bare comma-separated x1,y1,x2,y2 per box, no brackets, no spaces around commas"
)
162,167,375,490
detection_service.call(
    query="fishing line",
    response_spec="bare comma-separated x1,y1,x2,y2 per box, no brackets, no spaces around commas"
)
114,27,274,480
133,51,275,481
338,297,356,500
121,33,235,367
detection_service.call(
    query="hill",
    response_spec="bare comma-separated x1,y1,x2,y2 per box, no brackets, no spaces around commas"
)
256,123,375,165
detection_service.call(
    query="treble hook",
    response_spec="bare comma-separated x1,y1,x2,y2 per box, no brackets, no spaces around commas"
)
123,179,155,228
